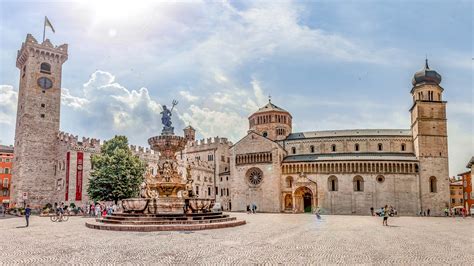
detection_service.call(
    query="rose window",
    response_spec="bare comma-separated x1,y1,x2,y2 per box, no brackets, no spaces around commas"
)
247,168,263,186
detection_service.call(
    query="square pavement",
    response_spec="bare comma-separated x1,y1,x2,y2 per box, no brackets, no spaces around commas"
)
1,213,472,264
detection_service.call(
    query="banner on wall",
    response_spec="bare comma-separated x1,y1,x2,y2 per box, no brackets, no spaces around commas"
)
75,152,83,201
65,152,70,201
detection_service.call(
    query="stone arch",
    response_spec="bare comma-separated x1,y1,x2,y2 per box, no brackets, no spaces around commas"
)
328,175,338,191
294,186,316,213
353,175,364,192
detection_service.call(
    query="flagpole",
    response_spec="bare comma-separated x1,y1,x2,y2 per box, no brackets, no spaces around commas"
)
42,16,46,42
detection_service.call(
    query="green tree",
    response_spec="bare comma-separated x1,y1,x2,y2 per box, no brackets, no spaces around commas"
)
87,135,146,203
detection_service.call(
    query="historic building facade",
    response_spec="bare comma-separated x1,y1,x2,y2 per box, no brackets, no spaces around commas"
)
0,145,14,208
11,34,450,215
10,35,232,209
230,60,450,216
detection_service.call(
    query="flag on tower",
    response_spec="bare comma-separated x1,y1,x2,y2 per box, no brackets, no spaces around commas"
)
43,16,55,42
45,16,55,33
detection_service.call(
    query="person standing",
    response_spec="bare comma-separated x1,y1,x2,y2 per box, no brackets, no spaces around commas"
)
427,209,430,216
25,205,31,227
370,207,374,216
383,205,389,226
95,204,101,218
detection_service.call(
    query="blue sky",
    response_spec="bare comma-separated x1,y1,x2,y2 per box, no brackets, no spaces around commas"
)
0,0,472,176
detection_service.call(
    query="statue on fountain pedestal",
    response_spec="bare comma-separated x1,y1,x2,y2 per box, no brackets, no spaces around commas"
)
160,100,178,135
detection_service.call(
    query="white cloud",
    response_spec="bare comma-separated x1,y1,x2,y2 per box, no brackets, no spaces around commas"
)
0,85,17,126
179,90,199,102
60,70,174,145
179,105,248,142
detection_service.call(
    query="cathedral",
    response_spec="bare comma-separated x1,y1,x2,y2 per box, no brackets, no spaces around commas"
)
11,34,450,216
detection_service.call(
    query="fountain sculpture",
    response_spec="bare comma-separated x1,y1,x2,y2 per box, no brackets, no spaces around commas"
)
86,100,245,231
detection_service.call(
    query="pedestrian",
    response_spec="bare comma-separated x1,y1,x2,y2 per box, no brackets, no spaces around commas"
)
112,203,117,213
252,203,257,214
0,205,4,217
444,208,448,216
25,204,31,227
95,204,101,218
423,211,426,216
370,207,374,216
461,208,466,218
314,207,321,220
427,209,430,216
246,205,250,214
383,205,389,226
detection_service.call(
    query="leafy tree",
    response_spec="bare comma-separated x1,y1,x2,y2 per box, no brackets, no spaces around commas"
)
87,135,146,203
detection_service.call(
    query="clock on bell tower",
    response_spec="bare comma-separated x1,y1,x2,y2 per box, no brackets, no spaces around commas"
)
12,34,68,208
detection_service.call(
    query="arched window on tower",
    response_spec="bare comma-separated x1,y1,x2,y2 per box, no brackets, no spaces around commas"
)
331,144,336,152
40,62,51,74
353,176,364,192
310,145,315,153
354,143,360,151
429,176,437,193
378,143,383,151
286,176,293,188
401,143,406,151
291,147,296,154
328,176,338,191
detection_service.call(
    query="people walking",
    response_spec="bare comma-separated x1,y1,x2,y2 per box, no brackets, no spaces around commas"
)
382,205,389,226
314,207,321,220
25,204,31,227
246,205,250,214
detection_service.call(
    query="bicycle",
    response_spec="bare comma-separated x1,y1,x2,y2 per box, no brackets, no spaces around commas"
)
50,211,69,222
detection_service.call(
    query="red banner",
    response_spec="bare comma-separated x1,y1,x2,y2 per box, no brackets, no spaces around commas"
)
75,152,83,201
65,152,70,201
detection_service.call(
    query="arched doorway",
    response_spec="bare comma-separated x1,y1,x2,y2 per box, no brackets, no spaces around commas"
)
294,186,315,213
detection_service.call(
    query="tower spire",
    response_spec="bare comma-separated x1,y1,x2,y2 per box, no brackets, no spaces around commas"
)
425,55,429,69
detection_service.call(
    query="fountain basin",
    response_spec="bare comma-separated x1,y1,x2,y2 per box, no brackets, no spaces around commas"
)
122,198,148,213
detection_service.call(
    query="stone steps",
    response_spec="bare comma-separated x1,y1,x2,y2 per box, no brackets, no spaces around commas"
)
96,217,237,225
85,219,246,232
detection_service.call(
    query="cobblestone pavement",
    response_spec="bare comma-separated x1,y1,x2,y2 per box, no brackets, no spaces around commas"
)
1,213,473,264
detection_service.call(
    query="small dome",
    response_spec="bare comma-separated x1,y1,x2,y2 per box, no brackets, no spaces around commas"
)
252,100,290,116
412,59,442,86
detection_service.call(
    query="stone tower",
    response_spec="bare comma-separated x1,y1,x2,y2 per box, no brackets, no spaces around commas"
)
410,59,449,216
12,34,68,208
248,99,292,141
183,125,196,142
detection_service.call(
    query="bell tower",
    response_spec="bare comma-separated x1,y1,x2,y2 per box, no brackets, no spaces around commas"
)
410,59,449,216
12,34,68,208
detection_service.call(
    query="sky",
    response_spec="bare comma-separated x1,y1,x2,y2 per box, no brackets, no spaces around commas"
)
0,0,472,176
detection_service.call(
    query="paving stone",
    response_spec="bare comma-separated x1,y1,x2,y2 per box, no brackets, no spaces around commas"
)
0,213,472,264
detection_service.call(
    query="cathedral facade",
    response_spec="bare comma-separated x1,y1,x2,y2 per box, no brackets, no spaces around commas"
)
11,34,449,216
229,61,450,216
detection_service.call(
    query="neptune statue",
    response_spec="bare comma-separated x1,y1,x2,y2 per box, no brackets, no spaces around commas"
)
161,99,178,135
